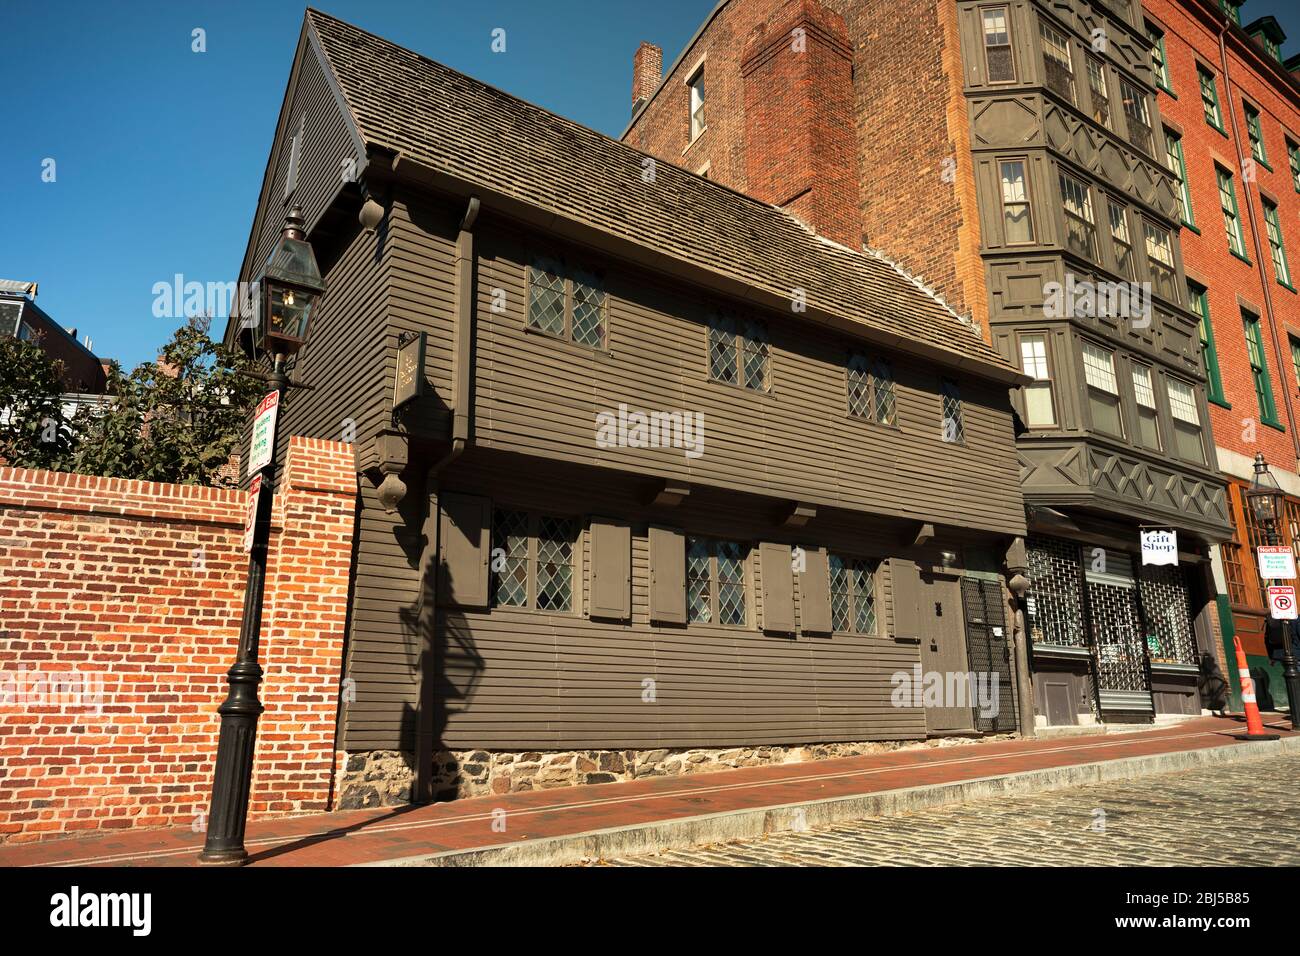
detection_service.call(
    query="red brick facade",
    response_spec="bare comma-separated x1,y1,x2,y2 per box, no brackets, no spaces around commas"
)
0,436,356,844
1146,0,1300,472
625,0,988,326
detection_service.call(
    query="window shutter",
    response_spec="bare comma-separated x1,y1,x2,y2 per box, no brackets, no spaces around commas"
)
590,519,631,620
649,526,686,624
438,492,491,608
799,547,832,634
760,542,795,634
889,558,922,641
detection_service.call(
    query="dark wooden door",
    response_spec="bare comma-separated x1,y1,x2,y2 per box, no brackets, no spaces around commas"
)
920,573,974,734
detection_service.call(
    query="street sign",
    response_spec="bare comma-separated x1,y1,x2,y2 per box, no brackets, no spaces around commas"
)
248,390,280,477
242,474,262,553
1268,585,1297,620
1257,545,1296,580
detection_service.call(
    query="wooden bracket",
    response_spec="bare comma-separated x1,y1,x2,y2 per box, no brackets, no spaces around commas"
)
779,501,817,528
909,522,936,547
647,479,691,508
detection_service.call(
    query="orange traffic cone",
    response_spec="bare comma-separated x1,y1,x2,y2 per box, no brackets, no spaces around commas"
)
1233,636,1280,741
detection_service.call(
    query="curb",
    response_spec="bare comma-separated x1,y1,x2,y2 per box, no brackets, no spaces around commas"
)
361,734,1300,867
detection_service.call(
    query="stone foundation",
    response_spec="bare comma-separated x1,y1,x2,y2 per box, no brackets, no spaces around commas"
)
334,734,1016,809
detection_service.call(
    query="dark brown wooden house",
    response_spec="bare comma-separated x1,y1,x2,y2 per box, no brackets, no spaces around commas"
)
225,9,1034,803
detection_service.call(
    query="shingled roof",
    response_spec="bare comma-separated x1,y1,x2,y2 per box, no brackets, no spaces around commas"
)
305,9,1019,378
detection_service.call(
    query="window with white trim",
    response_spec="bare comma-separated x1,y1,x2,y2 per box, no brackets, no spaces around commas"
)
688,66,706,141
1019,333,1056,428
1167,377,1205,463
1131,364,1161,451
999,160,1034,244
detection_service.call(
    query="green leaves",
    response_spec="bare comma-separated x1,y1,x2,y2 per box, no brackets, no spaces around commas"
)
1,320,260,487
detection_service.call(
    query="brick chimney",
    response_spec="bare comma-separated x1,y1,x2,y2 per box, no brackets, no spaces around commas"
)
741,0,859,247
632,41,663,117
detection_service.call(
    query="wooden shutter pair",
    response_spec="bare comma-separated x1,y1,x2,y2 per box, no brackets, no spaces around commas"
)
437,493,632,619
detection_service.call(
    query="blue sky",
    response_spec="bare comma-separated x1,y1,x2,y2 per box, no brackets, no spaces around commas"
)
0,0,714,368
2,0,1299,369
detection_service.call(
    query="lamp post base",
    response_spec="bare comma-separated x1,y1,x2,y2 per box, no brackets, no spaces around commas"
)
196,849,250,867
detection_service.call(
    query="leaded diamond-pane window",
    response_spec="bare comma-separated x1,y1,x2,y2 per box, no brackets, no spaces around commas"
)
847,352,895,424
829,554,877,634
491,509,530,608
847,353,871,418
536,516,576,611
571,269,607,348
527,259,566,336
686,537,749,627
708,312,768,391
526,257,608,349
941,379,964,444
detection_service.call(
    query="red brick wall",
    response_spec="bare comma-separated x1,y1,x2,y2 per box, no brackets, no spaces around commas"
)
1146,0,1300,473
624,0,985,326
0,436,357,844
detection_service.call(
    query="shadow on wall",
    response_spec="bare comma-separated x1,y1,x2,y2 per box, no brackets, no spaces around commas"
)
397,502,485,803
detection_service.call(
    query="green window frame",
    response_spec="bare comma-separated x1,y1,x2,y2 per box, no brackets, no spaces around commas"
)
1164,130,1195,227
1243,310,1281,427
1245,103,1270,168
1188,281,1227,406
1198,66,1224,132
1219,1,1241,27
1216,166,1248,261
1263,199,1293,290
1288,138,1300,193
1290,334,1300,395
1146,23,1172,93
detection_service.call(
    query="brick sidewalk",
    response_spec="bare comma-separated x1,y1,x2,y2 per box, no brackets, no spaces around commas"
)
1,715,1291,868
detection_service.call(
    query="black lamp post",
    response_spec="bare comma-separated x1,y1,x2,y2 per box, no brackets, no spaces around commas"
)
1244,452,1300,732
199,206,325,865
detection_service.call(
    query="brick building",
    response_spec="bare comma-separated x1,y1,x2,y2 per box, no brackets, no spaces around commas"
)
626,0,1237,726
0,282,107,395
1142,0,1300,712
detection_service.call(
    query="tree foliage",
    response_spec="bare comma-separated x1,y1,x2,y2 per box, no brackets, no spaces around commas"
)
0,335,79,471
0,320,261,487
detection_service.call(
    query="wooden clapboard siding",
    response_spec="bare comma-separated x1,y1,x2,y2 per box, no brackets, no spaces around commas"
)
401,449,948,750
466,217,1025,536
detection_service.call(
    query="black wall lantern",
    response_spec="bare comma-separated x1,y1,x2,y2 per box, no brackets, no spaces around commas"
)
256,204,325,356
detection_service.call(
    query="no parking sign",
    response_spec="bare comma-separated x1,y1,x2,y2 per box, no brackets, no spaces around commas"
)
1268,585,1298,620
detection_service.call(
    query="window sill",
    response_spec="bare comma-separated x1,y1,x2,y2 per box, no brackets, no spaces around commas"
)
1279,279,1298,294
1181,221,1201,235
845,412,901,431
1229,248,1253,266
682,128,708,155
1263,417,1287,433
1256,157,1274,172
1207,121,1230,138
1209,396,1232,410
1158,83,1177,98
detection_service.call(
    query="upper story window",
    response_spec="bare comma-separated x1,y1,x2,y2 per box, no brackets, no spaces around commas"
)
982,6,1015,82
1167,377,1206,464
708,312,769,391
688,65,706,141
1142,219,1177,302
1019,332,1056,428
1146,23,1172,92
1243,309,1280,426
1216,166,1248,259
491,510,578,612
1290,334,1300,394
1086,56,1111,129
1039,20,1075,104
1164,129,1195,226
1108,201,1136,280
999,160,1034,244
1219,0,1241,26
1188,280,1227,405
847,352,896,425
687,537,748,626
1131,364,1162,451
1082,340,1124,437
941,379,965,444
1119,78,1153,155
527,257,607,349
1059,171,1097,261
1198,66,1224,131
829,555,878,634
1245,103,1269,166
1263,198,1293,289
1288,138,1300,192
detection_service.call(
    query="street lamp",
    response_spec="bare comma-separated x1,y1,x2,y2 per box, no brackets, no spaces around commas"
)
1244,452,1300,732
199,205,324,865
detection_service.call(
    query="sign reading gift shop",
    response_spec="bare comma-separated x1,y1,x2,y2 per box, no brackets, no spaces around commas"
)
1139,529,1178,566
248,390,280,477
1257,545,1297,580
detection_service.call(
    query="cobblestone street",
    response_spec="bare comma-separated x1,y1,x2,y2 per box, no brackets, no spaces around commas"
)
595,754,1300,866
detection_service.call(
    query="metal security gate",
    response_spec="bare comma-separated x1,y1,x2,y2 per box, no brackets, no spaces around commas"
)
961,577,1018,733
1084,548,1154,714
1137,564,1198,665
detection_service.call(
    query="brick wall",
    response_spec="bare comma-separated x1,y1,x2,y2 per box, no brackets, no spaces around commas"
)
0,436,357,844
625,0,984,325
1147,0,1300,473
